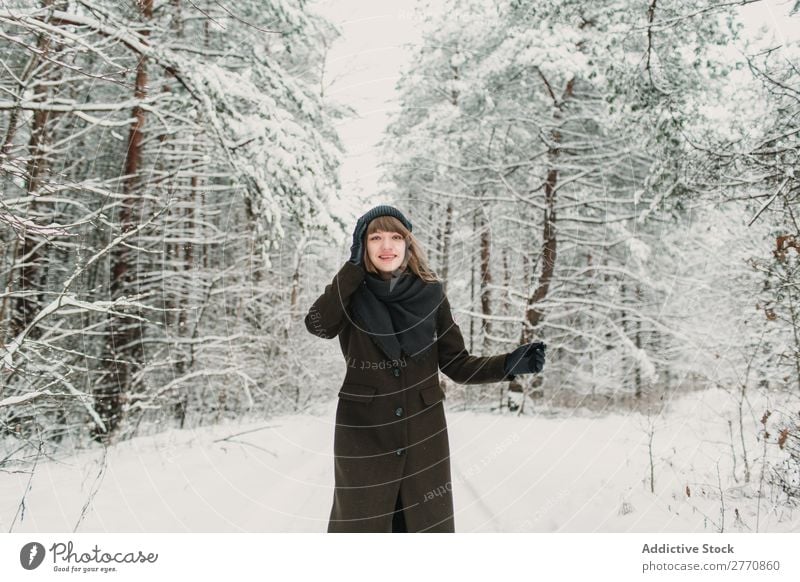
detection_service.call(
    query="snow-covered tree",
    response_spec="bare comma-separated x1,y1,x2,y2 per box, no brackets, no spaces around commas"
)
0,0,346,446
383,0,743,407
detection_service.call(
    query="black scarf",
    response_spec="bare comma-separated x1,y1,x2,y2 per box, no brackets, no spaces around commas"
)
350,270,443,362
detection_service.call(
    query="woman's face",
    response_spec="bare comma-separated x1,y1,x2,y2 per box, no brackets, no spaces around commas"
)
366,229,406,275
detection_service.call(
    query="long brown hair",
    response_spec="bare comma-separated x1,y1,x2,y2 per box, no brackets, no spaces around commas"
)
363,215,440,283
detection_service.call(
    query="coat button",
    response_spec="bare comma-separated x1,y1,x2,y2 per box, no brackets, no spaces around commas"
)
395,407,404,417
395,448,405,456
392,367,401,377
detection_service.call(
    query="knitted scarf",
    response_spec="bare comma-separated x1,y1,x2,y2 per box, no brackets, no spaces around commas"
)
349,270,443,362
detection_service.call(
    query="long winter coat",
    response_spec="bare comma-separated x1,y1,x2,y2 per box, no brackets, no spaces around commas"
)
304,261,511,532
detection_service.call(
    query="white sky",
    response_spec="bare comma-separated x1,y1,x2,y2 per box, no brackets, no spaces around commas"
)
741,0,800,44
311,0,799,222
311,0,424,219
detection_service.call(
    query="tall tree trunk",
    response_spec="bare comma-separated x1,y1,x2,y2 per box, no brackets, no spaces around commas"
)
511,76,572,402
439,202,453,293
522,165,558,337
94,0,154,442
469,209,477,353
479,209,492,347
7,0,54,342
620,281,628,394
635,284,642,398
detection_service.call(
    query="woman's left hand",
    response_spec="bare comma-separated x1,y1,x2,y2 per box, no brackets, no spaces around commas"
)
504,342,546,376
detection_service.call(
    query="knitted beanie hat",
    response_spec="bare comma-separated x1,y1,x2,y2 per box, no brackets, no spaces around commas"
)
359,205,413,232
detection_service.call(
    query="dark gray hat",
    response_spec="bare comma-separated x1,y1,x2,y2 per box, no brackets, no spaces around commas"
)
360,205,413,232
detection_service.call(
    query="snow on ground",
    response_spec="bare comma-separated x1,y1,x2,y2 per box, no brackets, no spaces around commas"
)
1,388,798,533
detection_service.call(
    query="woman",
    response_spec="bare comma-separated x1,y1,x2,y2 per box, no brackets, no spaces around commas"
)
304,205,546,533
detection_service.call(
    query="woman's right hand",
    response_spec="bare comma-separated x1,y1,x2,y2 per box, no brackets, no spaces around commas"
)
348,212,371,265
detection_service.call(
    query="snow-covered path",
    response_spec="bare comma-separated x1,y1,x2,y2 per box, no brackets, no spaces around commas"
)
1,389,798,533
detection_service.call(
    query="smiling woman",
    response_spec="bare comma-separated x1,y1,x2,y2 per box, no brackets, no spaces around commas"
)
304,205,546,532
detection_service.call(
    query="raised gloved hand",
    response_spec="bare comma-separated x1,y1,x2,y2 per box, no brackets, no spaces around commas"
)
503,341,546,378
348,205,414,266
348,213,370,266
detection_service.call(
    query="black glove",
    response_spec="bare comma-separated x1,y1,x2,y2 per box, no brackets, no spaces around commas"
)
348,205,414,266
348,214,370,265
503,342,546,378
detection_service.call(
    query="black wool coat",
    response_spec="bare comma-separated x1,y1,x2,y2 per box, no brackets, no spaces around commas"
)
305,261,511,532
